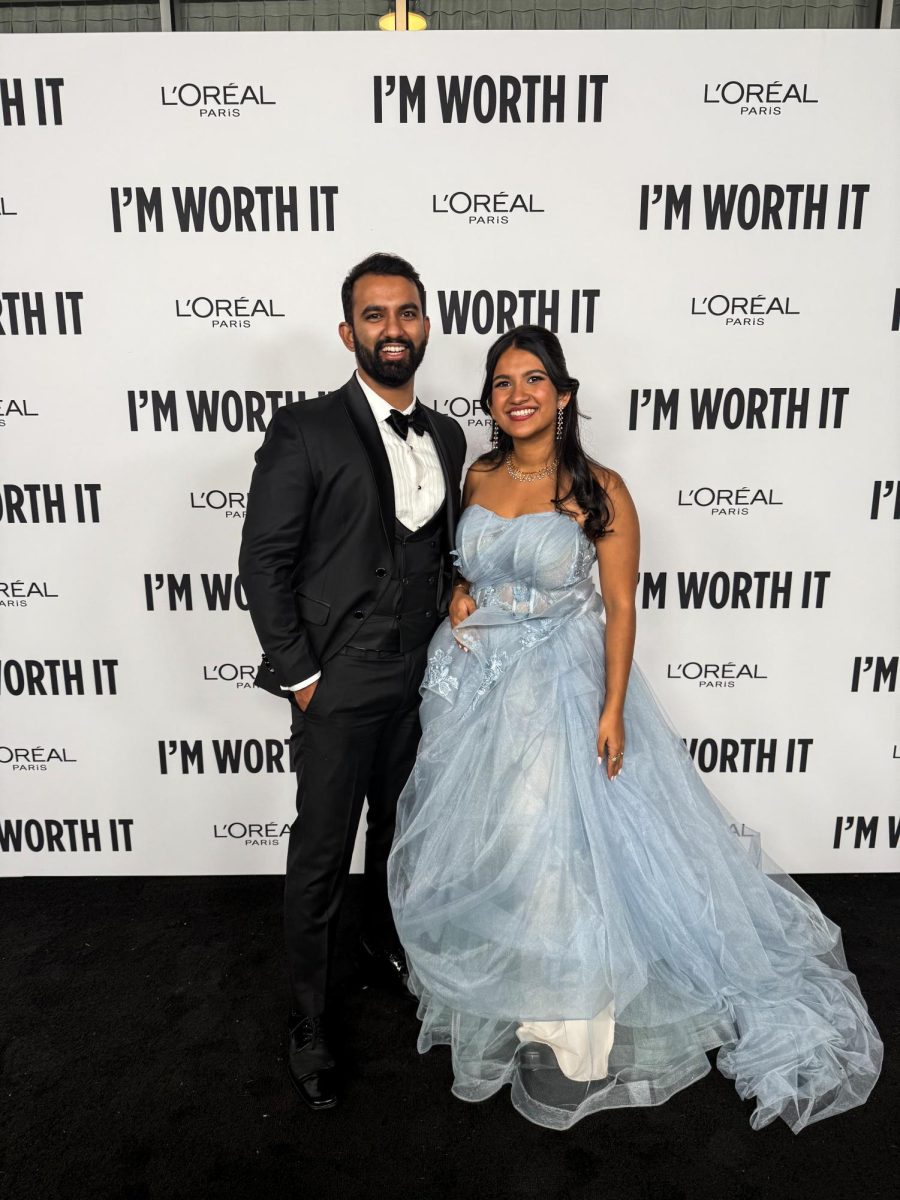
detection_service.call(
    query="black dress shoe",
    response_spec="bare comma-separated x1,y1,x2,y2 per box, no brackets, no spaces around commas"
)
358,937,411,997
287,1015,339,1111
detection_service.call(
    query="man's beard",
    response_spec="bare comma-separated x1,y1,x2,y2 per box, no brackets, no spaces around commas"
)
354,332,427,388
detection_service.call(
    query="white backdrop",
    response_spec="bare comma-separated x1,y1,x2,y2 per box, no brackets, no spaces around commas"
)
1,31,898,876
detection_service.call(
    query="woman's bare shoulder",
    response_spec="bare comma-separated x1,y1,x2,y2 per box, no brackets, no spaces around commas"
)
462,457,498,505
591,463,627,494
466,456,496,475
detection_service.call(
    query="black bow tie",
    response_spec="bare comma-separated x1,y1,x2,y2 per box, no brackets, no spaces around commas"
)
386,403,427,441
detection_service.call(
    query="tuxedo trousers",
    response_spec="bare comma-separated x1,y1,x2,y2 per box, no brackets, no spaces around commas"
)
285,642,429,1018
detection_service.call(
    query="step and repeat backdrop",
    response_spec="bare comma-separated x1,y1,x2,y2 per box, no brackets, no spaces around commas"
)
1,31,898,876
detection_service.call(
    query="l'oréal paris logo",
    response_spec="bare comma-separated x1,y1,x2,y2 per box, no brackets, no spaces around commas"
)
203,663,257,688
0,579,58,608
677,487,783,517
189,490,246,518
175,297,285,330
703,81,818,117
667,662,768,688
425,396,490,430
160,83,275,118
0,396,39,427
213,821,290,846
690,295,799,326
431,192,544,225
0,744,76,771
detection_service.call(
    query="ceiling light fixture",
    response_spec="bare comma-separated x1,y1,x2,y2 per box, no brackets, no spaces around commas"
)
378,2,428,30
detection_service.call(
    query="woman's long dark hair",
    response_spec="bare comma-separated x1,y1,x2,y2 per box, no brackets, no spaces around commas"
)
478,325,613,540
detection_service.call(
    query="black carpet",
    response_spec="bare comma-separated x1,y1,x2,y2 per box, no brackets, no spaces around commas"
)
0,875,896,1200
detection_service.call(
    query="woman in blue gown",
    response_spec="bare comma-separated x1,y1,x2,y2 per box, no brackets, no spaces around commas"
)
387,326,882,1132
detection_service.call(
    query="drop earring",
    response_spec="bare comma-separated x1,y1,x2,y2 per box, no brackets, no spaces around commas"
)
556,406,564,440
491,419,499,450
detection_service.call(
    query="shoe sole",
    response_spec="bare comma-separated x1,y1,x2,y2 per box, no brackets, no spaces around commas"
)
287,1064,339,1111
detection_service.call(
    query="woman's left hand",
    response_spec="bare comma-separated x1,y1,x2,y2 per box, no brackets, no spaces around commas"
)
449,591,477,651
597,709,626,781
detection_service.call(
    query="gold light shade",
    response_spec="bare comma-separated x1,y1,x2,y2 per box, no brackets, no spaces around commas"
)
378,9,428,29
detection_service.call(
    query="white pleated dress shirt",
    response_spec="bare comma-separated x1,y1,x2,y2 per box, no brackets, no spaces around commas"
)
284,372,446,691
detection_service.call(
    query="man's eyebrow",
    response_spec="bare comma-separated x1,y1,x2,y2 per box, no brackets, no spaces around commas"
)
359,302,421,315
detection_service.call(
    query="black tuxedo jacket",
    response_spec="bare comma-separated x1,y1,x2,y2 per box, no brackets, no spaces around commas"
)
239,376,467,699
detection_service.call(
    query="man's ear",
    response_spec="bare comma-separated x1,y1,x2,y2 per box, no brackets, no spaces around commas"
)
338,321,355,352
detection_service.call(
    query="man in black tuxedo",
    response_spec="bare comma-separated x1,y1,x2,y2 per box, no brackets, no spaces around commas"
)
239,253,466,1111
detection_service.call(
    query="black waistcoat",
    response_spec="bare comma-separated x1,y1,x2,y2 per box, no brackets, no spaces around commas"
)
348,506,448,653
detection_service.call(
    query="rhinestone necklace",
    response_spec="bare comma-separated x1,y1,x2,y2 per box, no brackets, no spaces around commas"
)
505,452,559,483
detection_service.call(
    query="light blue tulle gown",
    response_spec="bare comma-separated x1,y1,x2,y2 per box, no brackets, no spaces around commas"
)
387,505,882,1132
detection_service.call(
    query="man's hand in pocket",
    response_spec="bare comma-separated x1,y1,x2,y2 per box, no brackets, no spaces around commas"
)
293,680,318,712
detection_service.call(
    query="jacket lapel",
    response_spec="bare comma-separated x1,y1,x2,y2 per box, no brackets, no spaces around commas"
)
418,405,459,550
342,375,459,551
341,375,395,548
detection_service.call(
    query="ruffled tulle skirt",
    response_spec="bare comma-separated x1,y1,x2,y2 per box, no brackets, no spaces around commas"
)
387,591,882,1132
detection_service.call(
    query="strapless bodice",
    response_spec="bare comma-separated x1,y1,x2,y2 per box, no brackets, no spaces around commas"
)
453,504,599,619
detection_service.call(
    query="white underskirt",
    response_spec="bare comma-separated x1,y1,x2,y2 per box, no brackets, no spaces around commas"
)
516,1003,616,1082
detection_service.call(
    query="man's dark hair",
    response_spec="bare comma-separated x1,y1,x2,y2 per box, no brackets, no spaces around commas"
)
340,252,427,323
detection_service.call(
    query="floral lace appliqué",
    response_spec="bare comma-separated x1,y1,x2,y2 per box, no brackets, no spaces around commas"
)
473,651,507,707
512,580,532,616
424,647,460,701
563,535,596,587
518,621,546,650
475,584,502,611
